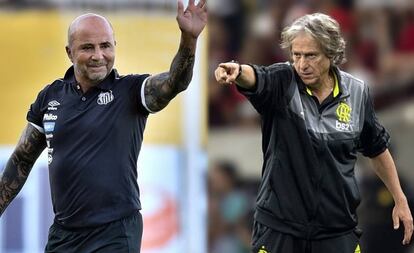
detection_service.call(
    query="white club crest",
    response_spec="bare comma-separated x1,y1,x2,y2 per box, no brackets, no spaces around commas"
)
97,91,114,105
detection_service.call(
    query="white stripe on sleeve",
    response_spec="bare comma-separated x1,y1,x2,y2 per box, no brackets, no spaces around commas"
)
29,122,44,134
141,76,155,114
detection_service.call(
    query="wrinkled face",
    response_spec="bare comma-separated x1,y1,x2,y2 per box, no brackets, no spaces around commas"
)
291,32,331,87
66,17,115,86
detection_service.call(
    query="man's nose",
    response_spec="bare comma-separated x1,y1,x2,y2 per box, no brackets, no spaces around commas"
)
91,48,104,60
298,57,309,71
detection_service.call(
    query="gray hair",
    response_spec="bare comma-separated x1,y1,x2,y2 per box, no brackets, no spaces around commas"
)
280,13,346,66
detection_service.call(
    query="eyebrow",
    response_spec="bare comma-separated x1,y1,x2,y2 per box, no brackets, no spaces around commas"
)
292,51,318,55
78,41,112,47
100,42,112,46
79,43,94,47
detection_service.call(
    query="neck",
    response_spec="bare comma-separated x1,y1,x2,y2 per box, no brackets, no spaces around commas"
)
76,79,96,94
74,72,102,94
310,72,334,93
309,72,334,103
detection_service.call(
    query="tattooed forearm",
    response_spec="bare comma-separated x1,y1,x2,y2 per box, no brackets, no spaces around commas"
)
0,124,46,215
144,36,196,112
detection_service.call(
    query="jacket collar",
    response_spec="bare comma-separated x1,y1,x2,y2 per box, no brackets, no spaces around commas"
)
294,65,349,98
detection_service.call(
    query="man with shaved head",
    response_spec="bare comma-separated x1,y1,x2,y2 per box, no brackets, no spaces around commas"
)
66,13,117,90
0,0,206,252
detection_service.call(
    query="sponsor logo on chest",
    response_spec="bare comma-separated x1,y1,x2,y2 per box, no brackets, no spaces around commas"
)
43,113,57,121
44,122,55,132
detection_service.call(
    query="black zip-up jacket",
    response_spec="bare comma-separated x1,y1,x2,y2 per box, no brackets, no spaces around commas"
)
237,63,389,239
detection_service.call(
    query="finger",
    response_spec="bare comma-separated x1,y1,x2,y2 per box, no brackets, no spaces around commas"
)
402,219,413,245
225,72,236,84
197,0,206,8
219,63,234,72
218,63,229,71
221,75,233,85
214,68,222,82
214,68,227,83
202,4,208,13
393,211,400,230
177,0,184,16
188,0,195,7
220,73,230,84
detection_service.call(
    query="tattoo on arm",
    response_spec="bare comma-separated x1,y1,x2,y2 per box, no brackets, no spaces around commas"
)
0,124,46,215
144,44,195,112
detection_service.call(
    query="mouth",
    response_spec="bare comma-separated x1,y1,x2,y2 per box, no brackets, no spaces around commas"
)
300,73,314,78
88,65,106,70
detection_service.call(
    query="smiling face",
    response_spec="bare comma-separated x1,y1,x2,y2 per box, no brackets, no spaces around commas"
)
291,32,331,89
66,15,115,87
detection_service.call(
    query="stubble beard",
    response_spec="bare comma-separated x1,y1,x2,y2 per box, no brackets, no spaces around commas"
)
87,70,107,83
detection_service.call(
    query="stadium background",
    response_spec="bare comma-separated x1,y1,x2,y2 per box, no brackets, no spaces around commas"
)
207,1,414,253
0,1,207,253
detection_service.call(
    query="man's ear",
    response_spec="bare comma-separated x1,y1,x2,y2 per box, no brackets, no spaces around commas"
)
65,46,73,63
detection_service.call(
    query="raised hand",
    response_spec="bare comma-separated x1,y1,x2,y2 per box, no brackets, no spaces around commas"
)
177,0,207,39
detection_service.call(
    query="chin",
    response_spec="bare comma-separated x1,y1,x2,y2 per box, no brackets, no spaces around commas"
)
303,80,318,86
89,72,108,82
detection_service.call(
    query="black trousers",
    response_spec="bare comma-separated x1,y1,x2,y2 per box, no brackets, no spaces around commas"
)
251,222,362,253
45,212,143,253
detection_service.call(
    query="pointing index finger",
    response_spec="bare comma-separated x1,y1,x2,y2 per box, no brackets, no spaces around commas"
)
219,62,236,71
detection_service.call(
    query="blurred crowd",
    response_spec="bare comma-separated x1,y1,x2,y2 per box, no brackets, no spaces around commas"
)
208,159,414,253
208,0,414,128
208,161,257,253
357,157,414,253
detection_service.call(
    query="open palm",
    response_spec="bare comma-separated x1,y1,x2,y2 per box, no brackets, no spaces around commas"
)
177,0,207,39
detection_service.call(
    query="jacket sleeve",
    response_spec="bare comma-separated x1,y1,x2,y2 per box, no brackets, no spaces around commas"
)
236,63,292,115
127,74,151,115
26,85,51,132
358,85,390,157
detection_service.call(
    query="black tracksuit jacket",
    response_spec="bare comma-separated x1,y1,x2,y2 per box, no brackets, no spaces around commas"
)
238,63,389,240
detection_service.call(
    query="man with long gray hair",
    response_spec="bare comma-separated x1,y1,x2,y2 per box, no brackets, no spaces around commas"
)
215,13,413,252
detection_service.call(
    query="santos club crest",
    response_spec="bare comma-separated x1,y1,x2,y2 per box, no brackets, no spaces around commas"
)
97,90,114,105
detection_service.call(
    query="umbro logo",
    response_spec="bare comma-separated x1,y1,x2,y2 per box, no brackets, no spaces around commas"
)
48,100,60,110
97,91,114,105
